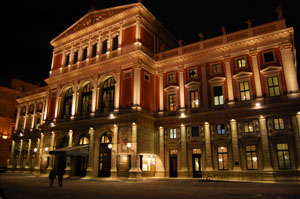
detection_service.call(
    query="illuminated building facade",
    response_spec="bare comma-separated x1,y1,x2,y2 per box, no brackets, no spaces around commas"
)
9,3,300,181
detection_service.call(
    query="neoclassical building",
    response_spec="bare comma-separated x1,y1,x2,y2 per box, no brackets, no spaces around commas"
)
9,3,300,181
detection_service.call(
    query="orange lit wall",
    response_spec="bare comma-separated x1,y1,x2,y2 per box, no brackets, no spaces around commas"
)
122,26,136,46
120,69,134,108
140,69,154,112
52,54,63,70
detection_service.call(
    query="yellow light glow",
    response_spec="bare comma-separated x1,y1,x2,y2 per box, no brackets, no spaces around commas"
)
2,135,8,139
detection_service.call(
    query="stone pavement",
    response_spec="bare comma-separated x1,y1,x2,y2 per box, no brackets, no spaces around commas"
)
0,173,300,199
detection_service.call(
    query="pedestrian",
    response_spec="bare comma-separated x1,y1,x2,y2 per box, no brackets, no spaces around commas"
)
48,169,56,187
57,169,65,187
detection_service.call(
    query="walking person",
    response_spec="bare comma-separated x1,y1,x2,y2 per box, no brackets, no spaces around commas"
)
48,169,56,187
57,169,65,187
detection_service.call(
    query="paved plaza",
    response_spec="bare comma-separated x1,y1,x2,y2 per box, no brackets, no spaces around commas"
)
0,174,300,199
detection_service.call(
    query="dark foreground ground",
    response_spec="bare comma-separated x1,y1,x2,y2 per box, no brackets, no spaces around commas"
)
0,174,300,199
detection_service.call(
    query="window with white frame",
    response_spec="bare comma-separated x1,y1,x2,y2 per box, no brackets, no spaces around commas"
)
267,76,280,97
236,57,247,69
168,94,177,112
244,121,254,133
213,86,224,105
217,124,226,135
169,128,177,139
274,118,285,130
189,90,199,108
239,81,251,101
211,62,222,74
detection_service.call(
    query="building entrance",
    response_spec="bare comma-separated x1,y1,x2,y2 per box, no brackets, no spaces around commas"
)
169,149,178,177
98,132,112,177
192,154,202,178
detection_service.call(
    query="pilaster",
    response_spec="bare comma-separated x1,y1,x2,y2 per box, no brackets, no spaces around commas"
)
230,119,242,171
204,122,213,171
259,116,273,171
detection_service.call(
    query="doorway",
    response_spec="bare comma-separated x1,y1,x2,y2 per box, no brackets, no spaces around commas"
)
169,149,178,177
98,132,112,177
192,154,202,178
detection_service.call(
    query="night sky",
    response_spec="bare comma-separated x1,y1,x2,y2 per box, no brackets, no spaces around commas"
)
2,0,299,87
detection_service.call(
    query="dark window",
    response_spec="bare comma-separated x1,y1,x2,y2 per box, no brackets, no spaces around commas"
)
213,86,224,105
64,54,70,66
191,126,199,137
82,47,88,61
188,68,197,78
263,52,275,63
217,124,226,135
112,36,119,51
81,83,93,116
92,43,97,57
101,77,115,112
62,88,73,118
102,40,108,54
73,51,78,64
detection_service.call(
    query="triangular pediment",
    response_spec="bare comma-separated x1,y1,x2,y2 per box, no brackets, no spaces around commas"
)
261,66,282,75
164,85,179,92
232,71,253,80
51,4,139,43
208,76,226,84
185,81,200,88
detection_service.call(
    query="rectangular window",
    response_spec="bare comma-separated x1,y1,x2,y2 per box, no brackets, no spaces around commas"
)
82,47,88,61
36,116,41,129
263,51,275,63
277,144,291,169
191,126,199,137
217,124,226,135
244,121,254,133
236,57,247,68
170,128,177,139
190,90,199,108
274,118,285,130
239,81,251,101
64,54,70,66
213,86,224,105
267,76,280,97
211,63,221,74
102,40,108,54
168,94,176,112
218,147,228,170
112,36,119,51
245,145,258,170
188,68,197,79
92,43,97,57
167,72,176,84
73,51,78,64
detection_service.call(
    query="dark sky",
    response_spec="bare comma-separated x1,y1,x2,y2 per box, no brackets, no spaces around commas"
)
2,0,299,87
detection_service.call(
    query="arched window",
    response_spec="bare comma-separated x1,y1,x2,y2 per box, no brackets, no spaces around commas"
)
101,77,115,113
62,88,73,118
81,83,93,116
79,136,89,145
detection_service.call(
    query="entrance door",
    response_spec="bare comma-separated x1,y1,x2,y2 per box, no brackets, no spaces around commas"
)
192,154,202,178
98,132,112,177
169,156,177,177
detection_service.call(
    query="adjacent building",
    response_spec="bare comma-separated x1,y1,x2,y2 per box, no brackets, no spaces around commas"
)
9,3,300,181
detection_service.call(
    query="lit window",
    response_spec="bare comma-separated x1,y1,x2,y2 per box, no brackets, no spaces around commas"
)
168,94,176,112
246,145,258,170
217,124,226,135
239,81,251,101
188,68,197,79
141,156,155,172
167,73,176,84
218,147,228,170
274,118,285,130
81,83,93,116
267,76,280,97
236,57,247,68
244,121,253,133
277,143,291,169
79,137,89,145
213,86,224,105
190,90,199,108
170,128,177,139
211,63,221,74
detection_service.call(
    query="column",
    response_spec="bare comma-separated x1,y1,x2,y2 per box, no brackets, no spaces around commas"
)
135,16,141,42
294,112,300,170
159,72,164,113
38,133,44,170
34,138,40,170
157,126,165,176
250,52,263,98
71,85,78,120
201,66,209,110
204,122,213,170
87,127,94,175
224,58,235,102
16,139,23,168
66,130,73,172
114,70,121,112
8,140,15,168
15,107,21,131
133,66,141,108
54,88,61,121
110,125,118,177
179,124,188,177
129,122,141,177
25,139,32,169
23,104,29,130
178,67,185,110
280,43,299,93
48,132,55,170
259,116,273,171
230,119,241,171
91,78,98,117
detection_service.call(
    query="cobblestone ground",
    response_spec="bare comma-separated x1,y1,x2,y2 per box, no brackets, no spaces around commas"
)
0,174,300,199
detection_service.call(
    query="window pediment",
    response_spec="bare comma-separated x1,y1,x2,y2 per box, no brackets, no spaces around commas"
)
208,76,226,84
260,66,281,75
232,71,252,80
164,85,179,92
185,81,200,88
